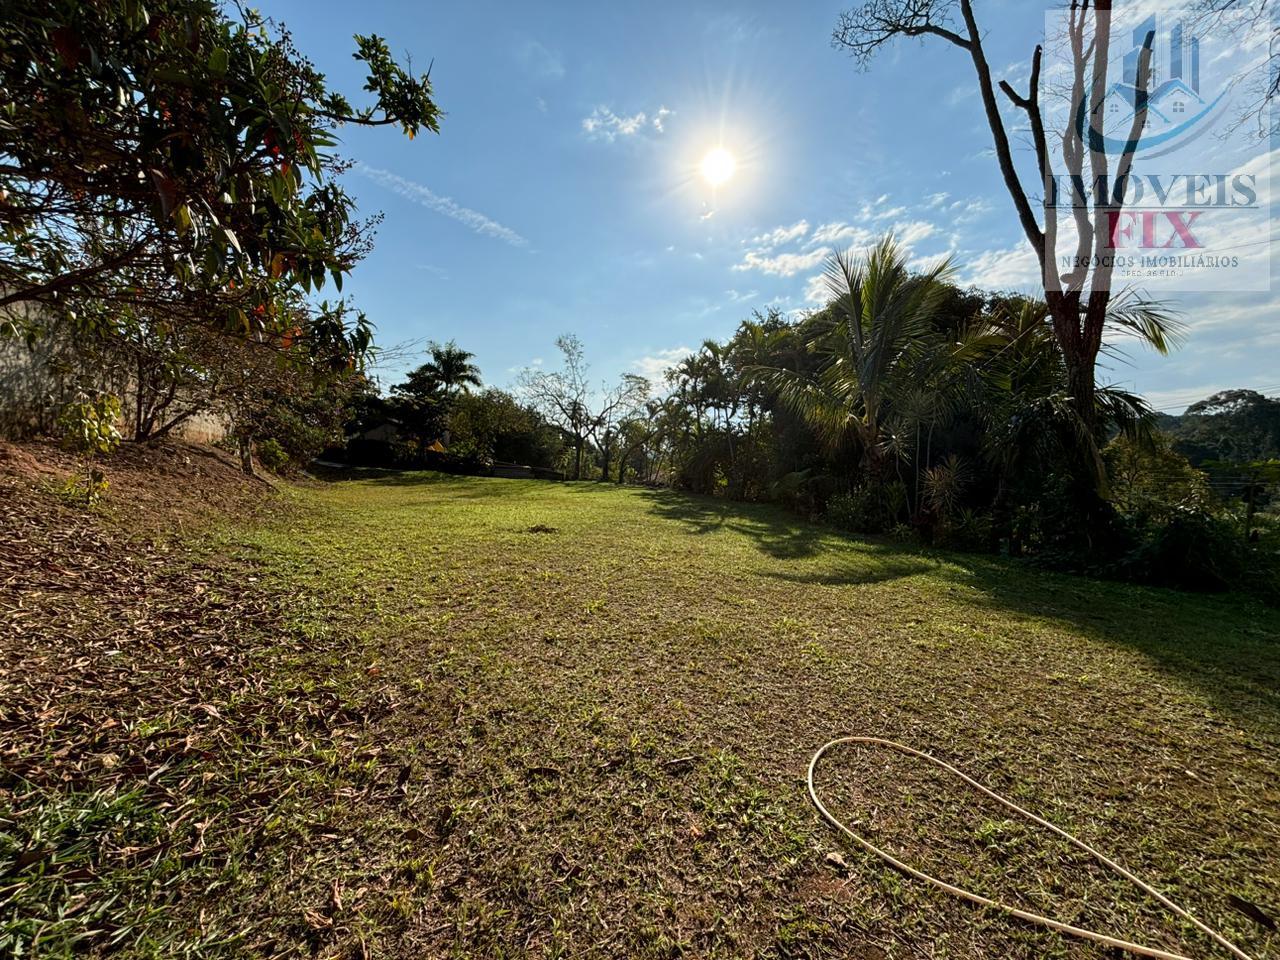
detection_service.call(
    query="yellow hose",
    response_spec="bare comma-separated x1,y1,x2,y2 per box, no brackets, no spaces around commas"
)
807,736,1255,960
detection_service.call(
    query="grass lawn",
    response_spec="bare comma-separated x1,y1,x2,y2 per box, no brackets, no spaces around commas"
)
4,469,1279,958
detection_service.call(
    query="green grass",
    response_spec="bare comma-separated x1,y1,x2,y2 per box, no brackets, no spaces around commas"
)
4,471,1279,958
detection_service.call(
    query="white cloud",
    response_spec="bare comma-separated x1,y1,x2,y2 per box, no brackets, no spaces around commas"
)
633,346,693,381
803,273,830,305
582,105,672,142
949,197,994,222
356,165,527,247
750,220,810,250
908,249,955,273
891,219,939,246
961,242,1041,290
807,221,875,248
859,194,908,221
733,247,829,277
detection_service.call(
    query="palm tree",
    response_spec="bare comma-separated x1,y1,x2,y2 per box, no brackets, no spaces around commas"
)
417,341,481,448
748,236,956,482
422,340,482,398
970,294,1183,554
976,293,1183,500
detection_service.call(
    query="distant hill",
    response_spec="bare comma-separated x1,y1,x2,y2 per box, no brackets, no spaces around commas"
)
1156,390,1280,466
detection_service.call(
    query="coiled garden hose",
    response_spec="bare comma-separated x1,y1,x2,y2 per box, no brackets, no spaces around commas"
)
806,736,1255,960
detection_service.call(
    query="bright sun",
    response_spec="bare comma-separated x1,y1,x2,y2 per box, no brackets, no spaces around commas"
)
700,147,736,187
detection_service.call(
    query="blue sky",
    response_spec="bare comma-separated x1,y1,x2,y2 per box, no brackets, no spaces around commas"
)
267,0,1278,415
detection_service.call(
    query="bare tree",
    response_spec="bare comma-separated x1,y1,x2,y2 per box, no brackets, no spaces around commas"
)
588,373,650,482
1194,0,1278,138
833,0,1156,441
518,334,594,479
519,335,652,481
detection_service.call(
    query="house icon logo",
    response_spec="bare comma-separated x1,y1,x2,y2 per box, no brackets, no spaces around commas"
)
1089,15,1227,158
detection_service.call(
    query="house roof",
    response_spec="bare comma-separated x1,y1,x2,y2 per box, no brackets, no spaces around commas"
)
1104,82,1173,124
1150,77,1204,105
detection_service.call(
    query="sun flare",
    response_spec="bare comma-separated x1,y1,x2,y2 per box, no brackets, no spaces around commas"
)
700,147,737,187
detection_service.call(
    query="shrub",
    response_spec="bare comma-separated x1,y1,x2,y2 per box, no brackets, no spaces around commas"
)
937,507,995,552
57,391,121,505
825,481,907,534
256,437,289,474
1119,505,1244,593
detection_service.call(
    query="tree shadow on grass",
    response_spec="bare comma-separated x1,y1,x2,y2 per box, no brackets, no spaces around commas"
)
637,487,829,560
635,486,1280,732
635,487,942,579
952,553,1280,733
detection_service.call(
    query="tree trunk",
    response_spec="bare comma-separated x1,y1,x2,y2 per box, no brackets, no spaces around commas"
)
238,433,256,476
573,436,583,480
1046,292,1103,438
135,357,145,440
1066,354,1097,434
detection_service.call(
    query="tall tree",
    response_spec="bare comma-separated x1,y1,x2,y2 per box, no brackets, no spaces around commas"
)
408,340,482,446
749,238,957,481
421,341,482,398
0,0,439,343
519,334,648,481
519,335,594,479
831,0,1156,442
587,373,649,482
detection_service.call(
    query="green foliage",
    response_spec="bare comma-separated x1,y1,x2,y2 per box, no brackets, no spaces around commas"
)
446,388,563,471
1106,433,1212,524
57,391,121,504
1166,390,1280,466
58,393,121,459
824,481,907,534
937,507,995,552
922,454,971,521
418,341,482,397
749,237,956,475
1120,506,1248,593
255,437,289,474
250,364,365,472
1,0,440,342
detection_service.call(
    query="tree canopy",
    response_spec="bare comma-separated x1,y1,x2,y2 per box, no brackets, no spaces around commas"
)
1,0,438,356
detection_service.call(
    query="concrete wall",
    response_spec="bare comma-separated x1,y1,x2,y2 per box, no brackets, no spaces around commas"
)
0,326,84,438
0,325,228,444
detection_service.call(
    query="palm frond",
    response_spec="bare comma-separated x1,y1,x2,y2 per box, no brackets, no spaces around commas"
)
745,364,855,449
1095,384,1157,445
1104,289,1186,356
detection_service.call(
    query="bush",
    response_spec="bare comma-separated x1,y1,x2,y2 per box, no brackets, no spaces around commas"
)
937,507,995,552
1119,505,1245,593
825,481,907,534
58,391,121,505
255,437,289,474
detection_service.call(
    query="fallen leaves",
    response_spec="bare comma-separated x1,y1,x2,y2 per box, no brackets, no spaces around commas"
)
0,469,399,956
